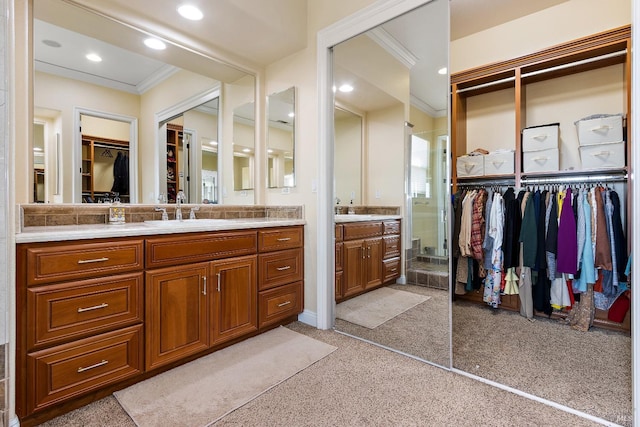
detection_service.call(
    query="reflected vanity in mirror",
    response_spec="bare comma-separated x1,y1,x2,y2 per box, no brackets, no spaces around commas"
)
332,0,452,369
267,87,295,188
31,0,256,205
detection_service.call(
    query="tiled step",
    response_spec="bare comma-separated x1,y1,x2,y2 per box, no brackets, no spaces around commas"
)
406,267,449,290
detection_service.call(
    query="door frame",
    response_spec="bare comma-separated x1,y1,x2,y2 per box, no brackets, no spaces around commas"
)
73,107,139,203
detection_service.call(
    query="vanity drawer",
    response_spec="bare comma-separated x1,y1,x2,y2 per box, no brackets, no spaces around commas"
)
258,281,303,329
258,226,303,252
383,257,401,283
27,325,143,414
24,240,144,286
342,221,382,240
27,272,144,349
383,235,401,259
258,248,303,291
383,220,401,235
146,231,257,268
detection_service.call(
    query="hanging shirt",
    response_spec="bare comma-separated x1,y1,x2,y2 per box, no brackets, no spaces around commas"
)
519,192,537,268
557,188,578,274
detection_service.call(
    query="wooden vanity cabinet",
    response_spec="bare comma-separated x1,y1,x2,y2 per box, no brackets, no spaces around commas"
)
337,219,401,303
16,238,145,419
335,224,344,300
257,226,304,330
17,225,304,425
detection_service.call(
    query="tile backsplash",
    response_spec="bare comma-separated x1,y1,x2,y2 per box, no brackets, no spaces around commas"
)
19,204,304,230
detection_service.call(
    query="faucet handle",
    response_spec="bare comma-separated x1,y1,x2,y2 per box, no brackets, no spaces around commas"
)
189,206,200,220
155,206,168,221
176,190,186,202
157,192,166,203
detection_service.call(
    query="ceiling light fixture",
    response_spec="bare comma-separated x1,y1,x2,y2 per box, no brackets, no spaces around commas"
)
438,67,447,75
42,39,61,48
85,53,102,62
288,112,295,118
242,148,251,153
178,4,204,21
144,38,167,50
338,84,354,93
209,141,218,146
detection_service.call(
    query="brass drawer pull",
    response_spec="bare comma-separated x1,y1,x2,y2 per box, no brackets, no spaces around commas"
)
77,359,108,373
77,257,109,264
277,301,292,307
77,303,109,313
276,265,291,271
276,237,291,241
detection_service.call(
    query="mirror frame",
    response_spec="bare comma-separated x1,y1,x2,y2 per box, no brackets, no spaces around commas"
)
315,0,449,349
267,86,296,189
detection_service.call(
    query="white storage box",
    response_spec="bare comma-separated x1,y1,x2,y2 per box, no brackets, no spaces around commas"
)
456,155,484,177
575,114,624,146
579,142,625,169
522,124,559,152
523,148,559,173
484,151,514,175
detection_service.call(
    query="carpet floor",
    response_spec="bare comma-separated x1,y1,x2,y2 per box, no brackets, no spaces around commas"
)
38,322,608,427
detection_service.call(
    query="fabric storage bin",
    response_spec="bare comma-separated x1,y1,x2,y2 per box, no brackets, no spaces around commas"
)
484,151,514,175
522,123,559,152
522,149,559,173
456,155,484,177
575,114,624,146
579,142,625,169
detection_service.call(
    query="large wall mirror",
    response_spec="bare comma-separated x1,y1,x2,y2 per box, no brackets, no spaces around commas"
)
31,0,256,205
332,0,452,369
267,87,296,188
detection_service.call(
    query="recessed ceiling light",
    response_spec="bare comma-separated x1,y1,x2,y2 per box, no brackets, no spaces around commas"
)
42,39,61,48
438,67,447,75
33,147,43,152
178,4,204,20
209,140,218,146
288,112,295,118
144,38,167,50
338,84,354,93
86,53,102,62
267,149,274,153
242,148,251,153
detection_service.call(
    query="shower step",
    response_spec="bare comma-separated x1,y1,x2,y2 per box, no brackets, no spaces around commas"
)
406,267,448,290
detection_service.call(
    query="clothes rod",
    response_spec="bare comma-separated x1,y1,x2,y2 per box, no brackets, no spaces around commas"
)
455,50,626,94
93,142,129,151
520,50,626,80
520,173,628,185
456,178,516,187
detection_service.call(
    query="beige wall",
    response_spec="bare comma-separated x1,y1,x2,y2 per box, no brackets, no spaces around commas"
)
451,0,631,73
33,71,140,203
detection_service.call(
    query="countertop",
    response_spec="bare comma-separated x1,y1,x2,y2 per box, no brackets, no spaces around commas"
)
16,218,306,243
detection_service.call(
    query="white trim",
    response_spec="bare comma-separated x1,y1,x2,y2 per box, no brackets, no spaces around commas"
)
452,369,623,426
367,27,418,68
297,309,317,327
631,2,640,426
73,107,139,203
316,0,436,328
136,64,180,94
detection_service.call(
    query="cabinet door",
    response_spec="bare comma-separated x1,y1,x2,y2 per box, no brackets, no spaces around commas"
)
342,240,365,298
364,237,383,289
210,255,257,346
145,263,209,370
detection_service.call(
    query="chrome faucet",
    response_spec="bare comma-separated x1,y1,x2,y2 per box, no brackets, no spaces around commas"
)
155,206,168,221
189,206,200,220
176,190,186,221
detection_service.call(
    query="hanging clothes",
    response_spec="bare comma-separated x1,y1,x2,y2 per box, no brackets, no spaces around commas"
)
557,188,578,274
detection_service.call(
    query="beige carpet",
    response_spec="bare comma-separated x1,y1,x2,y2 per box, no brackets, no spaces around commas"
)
336,286,430,328
113,326,337,427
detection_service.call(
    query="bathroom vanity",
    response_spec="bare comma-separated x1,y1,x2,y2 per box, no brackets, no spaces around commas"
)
334,215,401,303
15,215,304,425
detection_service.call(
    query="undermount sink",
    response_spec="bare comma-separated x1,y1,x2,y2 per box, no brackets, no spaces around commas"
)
144,219,232,227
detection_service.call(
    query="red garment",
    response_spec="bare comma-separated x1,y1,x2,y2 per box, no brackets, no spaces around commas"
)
608,292,630,323
470,189,487,261
593,270,603,293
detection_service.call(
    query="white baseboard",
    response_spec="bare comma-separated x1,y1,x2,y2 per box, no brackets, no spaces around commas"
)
297,309,317,327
